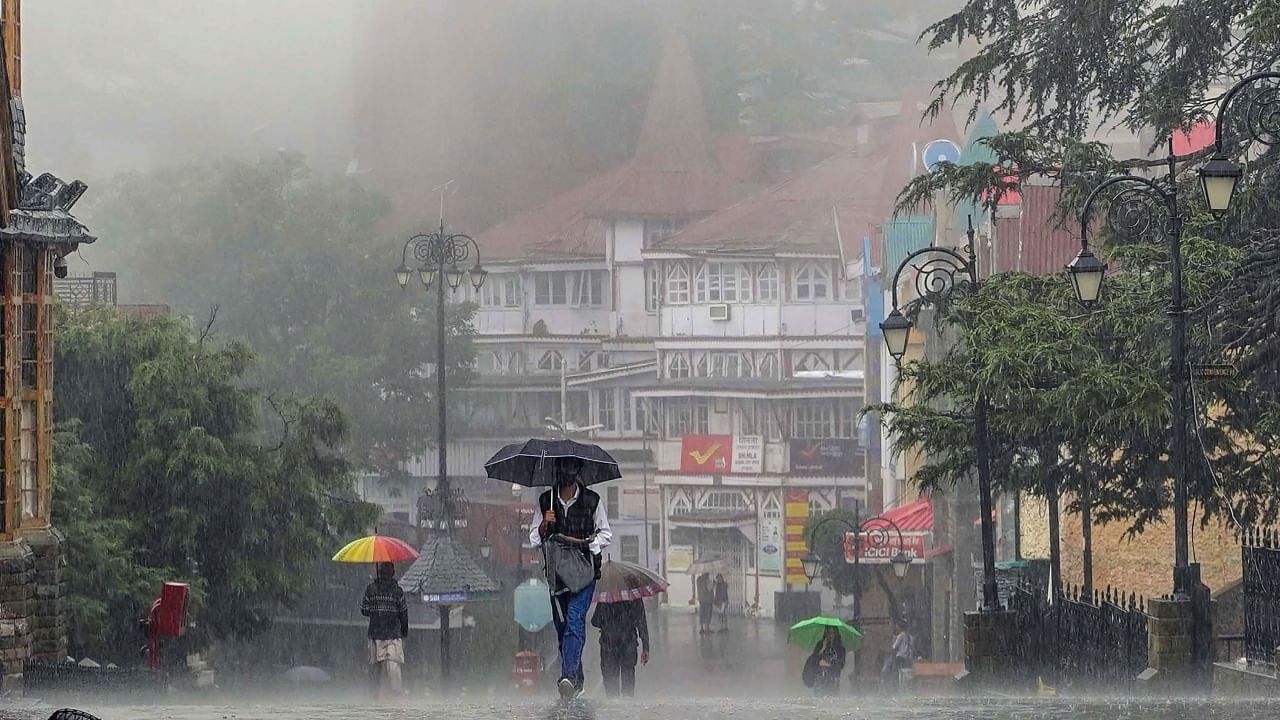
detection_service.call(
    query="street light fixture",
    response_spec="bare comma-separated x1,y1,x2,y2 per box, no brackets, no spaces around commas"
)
881,309,913,363
393,221,489,686
1067,70,1280,597
479,538,493,561
804,514,912,621
1065,247,1108,305
881,216,999,612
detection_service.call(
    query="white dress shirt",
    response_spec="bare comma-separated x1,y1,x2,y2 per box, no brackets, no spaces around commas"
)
528,483,612,555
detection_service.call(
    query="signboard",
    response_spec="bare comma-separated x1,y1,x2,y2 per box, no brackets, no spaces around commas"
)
513,578,553,632
789,439,860,475
783,489,810,586
843,532,927,564
1191,363,1236,379
922,139,961,172
680,435,733,474
759,517,783,574
733,435,764,474
667,544,694,573
423,593,468,604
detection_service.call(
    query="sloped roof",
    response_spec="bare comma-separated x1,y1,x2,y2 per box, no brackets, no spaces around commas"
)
880,496,933,532
991,184,1077,275
474,30,740,260
399,531,500,598
651,150,887,257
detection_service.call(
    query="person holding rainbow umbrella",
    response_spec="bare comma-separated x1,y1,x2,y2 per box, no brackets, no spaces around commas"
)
333,534,419,696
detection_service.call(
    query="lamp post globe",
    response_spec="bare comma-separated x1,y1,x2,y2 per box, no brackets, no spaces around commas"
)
479,538,493,561
419,266,438,289
469,264,489,291
890,552,912,579
394,264,412,289
881,309,913,362
1065,248,1108,305
800,552,821,584
1198,154,1243,217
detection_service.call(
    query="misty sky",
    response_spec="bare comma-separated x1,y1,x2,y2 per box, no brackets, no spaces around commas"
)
22,1,360,182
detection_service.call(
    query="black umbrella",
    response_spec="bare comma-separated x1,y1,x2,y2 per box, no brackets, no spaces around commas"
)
484,438,622,487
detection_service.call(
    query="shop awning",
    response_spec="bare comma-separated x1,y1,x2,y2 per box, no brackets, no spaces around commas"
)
668,510,756,530
882,496,932,531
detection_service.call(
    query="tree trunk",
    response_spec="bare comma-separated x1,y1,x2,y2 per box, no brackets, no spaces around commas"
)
1045,445,1062,601
1081,470,1094,598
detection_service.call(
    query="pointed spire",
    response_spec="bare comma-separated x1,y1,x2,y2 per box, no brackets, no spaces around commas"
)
634,30,714,167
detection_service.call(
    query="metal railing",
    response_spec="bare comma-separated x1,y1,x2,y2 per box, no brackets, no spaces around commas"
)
1009,583,1149,691
1242,529,1280,664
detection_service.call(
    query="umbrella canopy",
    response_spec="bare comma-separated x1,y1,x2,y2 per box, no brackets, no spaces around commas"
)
332,535,419,563
514,578,554,631
788,616,864,652
594,559,668,603
484,438,622,488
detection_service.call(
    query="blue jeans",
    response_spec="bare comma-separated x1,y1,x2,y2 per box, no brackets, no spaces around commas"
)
552,581,595,688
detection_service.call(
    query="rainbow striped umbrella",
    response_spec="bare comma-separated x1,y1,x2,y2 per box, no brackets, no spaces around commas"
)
332,535,419,563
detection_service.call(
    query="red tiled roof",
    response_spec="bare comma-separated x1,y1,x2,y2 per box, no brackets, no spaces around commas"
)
651,151,888,257
990,184,1079,275
881,496,933,532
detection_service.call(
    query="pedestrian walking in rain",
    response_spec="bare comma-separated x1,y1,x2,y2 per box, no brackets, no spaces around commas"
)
360,561,408,697
591,599,650,697
881,619,914,689
713,574,729,632
695,573,713,633
530,457,612,699
803,626,846,696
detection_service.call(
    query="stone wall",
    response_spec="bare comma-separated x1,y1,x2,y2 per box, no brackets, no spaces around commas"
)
0,539,33,693
26,528,65,663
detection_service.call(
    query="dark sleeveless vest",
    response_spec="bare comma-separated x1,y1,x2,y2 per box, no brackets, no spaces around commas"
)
539,484,601,541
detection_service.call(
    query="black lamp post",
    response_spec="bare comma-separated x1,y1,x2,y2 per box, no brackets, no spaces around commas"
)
879,217,1000,611
803,513,913,621
393,220,488,684
1067,71,1280,596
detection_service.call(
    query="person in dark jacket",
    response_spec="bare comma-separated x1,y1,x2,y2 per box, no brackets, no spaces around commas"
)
695,573,713,633
805,627,846,696
591,599,650,697
529,458,613,699
713,574,729,631
360,561,409,695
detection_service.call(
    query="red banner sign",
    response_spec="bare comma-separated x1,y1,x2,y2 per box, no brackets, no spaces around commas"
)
680,435,733,474
843,532,927,564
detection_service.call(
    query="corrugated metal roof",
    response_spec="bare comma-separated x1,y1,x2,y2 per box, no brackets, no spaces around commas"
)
882,216,934,271
990,185,1077,275
881,496,932,532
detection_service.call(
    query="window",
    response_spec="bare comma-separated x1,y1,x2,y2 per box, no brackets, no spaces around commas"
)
21,304,36,389
794,352,831,373
642,398,660,434
577,350,597,371
694,262,739,303
650,524,661,550
756,264,779,302
479,278,502,307
693,353,709,377
19,402,36,520
666,398,710,436
739,401,759,435
793,263,830,301
622,389,634,432
575,270,605,307
620,535,640,564
503,275,522,306
596,389,616,430
837,400,858,439
537,350,565,371
645,265,661,312
667,353,690,379
842,274,862,302
508,351,525,375
665,263,690,304
703,490,748,511
794,401,837,438
534,272,568,305
707,352,744,378
491,352,508,374
606,486,620,518
759,353,779,379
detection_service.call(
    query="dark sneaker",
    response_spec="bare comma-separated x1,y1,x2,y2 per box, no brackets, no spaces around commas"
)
558,678,575,699
574,686,586,699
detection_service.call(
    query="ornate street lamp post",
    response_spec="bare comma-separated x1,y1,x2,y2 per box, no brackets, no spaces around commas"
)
1066,71,1280,597
879,218,1000,611
802,513,913,621
393,221,489,686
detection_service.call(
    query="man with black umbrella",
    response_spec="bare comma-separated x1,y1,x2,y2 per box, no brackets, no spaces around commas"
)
529,457,612,699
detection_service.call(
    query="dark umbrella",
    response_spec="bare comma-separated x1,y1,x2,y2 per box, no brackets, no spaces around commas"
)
484,438,622,487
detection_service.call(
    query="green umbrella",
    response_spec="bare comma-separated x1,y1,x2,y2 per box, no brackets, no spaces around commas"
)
788,616,863,652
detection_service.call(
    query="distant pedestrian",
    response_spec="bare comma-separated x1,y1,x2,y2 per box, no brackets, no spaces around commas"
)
591,599,650,697
360,561,408,697
713,574,729,631
803,627,846,696
695,572,713,633
881,619,914,689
